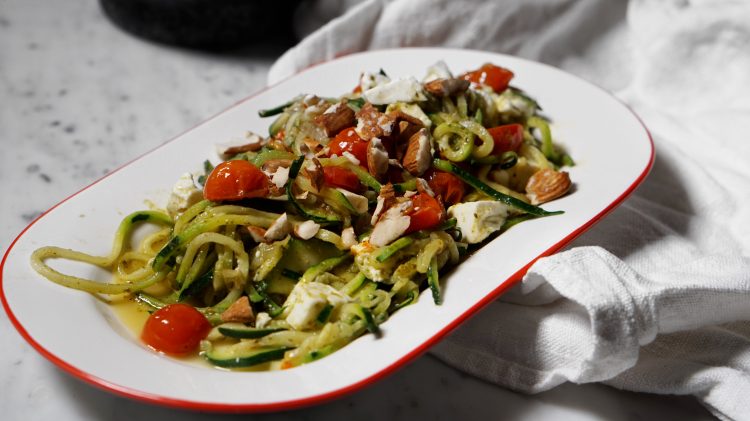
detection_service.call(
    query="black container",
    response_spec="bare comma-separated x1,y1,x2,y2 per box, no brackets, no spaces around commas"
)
100,0,305,50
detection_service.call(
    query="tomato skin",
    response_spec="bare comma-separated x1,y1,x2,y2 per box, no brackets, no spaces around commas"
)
323,166,363,192
461,63,514,93
141,304,212,355
406,193,444,233
328,127,369,169
488,124,524,154
203,160,269,202
426,170,465,206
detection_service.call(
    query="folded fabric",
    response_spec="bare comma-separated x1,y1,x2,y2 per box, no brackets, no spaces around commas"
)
270,1,750,419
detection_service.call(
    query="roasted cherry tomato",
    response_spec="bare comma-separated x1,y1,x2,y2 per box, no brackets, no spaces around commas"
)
323,166,363,192
461,63,514,93
406,193,444,233
328,127,369,169
426,169,465,205
141,303,212,355
203,160,269,202
488,123,524,154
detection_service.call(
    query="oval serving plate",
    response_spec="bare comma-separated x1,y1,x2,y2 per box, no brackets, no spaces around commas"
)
1,48,653,411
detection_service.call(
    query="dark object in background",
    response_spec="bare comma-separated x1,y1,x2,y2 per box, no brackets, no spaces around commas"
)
100,0,305,50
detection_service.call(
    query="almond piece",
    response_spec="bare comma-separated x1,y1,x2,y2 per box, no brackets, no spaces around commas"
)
525,169,572,205
265,213,291,241
314,101,355,137
341,227,357,249
371,182,397,225
369,206,411,247
261,159,292,173
293,220,321,240
390,110,424,137
402,128,432,176
220,296,255,324
355,103,395,141
245,226,268,243
367,137,389,180
302,158,324,192
423,78,470,97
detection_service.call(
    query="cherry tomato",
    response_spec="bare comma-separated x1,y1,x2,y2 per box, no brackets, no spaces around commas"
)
406,193,444,233
426,170,465,205
141,303,212,355
323,166,363,192
488,124,524,154
203,160,269,202
328,127,369,169
461,63,514,93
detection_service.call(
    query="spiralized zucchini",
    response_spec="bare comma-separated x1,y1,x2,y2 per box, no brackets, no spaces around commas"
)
30,61,573,371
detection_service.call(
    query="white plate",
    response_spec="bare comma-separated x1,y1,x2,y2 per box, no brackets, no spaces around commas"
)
1,48,653,411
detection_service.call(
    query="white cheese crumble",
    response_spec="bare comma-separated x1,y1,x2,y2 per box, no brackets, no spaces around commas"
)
271,166,289,188
359,71,391,91
166,172,203,217
254,312,272,328
293,220,321,240
282,282,352,331
423,60,453,82
448,201,508,244
363,77,427,105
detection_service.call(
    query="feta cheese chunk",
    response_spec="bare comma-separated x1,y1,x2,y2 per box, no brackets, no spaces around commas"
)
359,71,391,91
254,312,272,328
423,60,453,82
448,201,508,244
363,77,427,105
282,282,352,331
166,173,203,217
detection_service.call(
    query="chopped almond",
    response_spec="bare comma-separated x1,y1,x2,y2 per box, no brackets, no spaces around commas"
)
245,226,268,243
221,142,262,158
402,128,432,176
525,168,572,205
371,183,397,225
355,103,395,141
293,220,321,240
220,296,255,324
261,159,292,173
369,205,411,247
423,78,470,97
302,158,324,192
367,138,389,180
267,137,291,152
314,101,355,137
302,138,324,155
265,213,292,241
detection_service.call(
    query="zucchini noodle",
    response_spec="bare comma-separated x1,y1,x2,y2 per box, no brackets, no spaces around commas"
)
434,122,474,161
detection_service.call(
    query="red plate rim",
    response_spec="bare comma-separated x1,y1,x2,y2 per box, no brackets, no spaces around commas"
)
0,47,655,413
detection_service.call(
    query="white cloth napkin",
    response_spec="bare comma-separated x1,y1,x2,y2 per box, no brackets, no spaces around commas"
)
271,1,750,419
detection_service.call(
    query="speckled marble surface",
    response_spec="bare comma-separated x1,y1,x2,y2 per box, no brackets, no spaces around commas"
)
0,1,714,420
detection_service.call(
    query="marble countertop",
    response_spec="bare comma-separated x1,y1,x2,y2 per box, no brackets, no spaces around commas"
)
0,1,713,419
